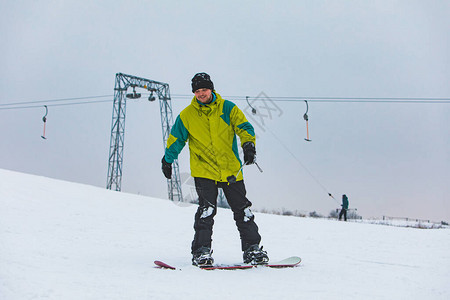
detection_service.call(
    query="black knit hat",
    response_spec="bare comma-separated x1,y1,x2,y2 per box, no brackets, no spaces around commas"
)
191,72,214,92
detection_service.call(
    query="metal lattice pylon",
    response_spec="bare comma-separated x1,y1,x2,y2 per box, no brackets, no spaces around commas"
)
106,73,183,202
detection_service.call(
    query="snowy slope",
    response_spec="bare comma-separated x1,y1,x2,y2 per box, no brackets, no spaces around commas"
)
1,168,449,300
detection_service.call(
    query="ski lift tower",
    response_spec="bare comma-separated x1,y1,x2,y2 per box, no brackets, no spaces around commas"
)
106,73,183,202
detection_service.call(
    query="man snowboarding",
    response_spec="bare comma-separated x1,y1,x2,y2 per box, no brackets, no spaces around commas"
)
339,194,349,221
161,73,268,267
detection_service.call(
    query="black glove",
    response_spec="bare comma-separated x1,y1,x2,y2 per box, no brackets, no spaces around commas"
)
161,156,172,179
242,142,256,165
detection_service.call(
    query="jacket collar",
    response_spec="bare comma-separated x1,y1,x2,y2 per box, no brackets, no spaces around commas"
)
191,91,222,109
195,91,217,106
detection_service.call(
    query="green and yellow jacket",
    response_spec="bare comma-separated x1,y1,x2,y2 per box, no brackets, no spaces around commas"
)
164,91,255,182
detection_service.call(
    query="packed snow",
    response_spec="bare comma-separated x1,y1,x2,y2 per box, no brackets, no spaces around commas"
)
1,168,449,299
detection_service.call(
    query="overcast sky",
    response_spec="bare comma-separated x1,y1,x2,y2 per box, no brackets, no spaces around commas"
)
1,0,449,221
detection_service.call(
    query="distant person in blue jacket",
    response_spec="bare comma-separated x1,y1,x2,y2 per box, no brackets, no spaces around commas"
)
339,194,349,221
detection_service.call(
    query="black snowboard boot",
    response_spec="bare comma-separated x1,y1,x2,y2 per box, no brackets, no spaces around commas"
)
192,246,214,267
243,244,269,265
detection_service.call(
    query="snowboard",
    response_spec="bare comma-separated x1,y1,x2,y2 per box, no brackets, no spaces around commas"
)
154,256,301,270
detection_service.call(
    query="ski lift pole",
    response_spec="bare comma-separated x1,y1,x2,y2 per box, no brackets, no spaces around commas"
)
226,160,263,184
328,192,339,204
305,119,310,141
303,100,311,142
227,162,248,184
246,96,257,115
41,105,48,139
254,161,263,173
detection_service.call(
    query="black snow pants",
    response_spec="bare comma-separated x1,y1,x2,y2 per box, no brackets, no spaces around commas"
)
339,208,347,221
191,177,262,253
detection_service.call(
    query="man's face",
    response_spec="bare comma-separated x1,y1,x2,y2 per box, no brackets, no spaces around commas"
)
194,88,213,104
